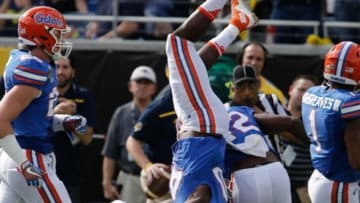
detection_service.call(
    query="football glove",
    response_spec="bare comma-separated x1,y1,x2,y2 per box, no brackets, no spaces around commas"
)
63,115,87,143
17,160,45,187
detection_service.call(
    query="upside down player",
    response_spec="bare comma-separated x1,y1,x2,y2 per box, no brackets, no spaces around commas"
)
302,41,360,203
0,6,87,202
165,0,258,201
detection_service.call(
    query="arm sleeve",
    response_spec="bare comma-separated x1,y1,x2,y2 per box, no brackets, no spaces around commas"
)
13,58,50,89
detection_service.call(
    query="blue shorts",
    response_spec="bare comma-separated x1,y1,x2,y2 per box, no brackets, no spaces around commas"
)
170,136,228,203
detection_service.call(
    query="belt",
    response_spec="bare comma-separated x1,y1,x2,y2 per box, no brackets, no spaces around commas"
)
121,168,141,176
179,131,222,140
232,151,279,171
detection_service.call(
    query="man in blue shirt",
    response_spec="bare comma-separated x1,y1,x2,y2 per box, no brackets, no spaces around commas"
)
127,87,176,201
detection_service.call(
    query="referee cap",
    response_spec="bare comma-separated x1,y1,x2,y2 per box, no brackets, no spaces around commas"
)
130,65,157,83
232,65,257,85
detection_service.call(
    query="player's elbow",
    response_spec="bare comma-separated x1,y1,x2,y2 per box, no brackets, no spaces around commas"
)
126,136,136,154
126,136,143,155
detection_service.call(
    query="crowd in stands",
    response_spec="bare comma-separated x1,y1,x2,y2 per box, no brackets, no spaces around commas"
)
0,0,359,43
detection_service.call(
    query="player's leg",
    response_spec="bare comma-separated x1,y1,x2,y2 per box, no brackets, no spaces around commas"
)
0,150,71,203
167,1,258,202
198,0,258,68
26,152,72,203
173,0,227,42
308,170,360,203
166,0,258,129
231,162,290,203
0,181,23,203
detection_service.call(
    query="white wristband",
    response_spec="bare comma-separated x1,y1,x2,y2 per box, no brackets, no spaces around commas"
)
52,114,69,132
0,135,27,165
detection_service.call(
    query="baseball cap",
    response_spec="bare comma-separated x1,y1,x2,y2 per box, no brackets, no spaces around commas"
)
130,65,157,83
232,65,257,85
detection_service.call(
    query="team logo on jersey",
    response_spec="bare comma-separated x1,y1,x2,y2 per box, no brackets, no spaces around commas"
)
133,122,143,132
34,13,63,27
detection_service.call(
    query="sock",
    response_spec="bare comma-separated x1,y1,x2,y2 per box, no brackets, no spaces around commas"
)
208,24,239,55
198,0,227,21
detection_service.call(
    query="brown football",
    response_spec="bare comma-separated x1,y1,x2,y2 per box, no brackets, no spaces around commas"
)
140,167,170,199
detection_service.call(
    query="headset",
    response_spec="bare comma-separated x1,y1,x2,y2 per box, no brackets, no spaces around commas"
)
235,41,269,67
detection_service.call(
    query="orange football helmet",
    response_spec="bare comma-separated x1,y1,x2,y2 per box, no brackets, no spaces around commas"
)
18,6,72,59
324,41,360,85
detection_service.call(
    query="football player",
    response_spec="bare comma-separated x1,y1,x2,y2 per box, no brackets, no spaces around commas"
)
165,0,258,202
0,6,86,202
302,41,360,203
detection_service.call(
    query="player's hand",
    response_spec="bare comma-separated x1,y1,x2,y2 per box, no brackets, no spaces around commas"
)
145,163,170,181
103,182,120,200
17,160,45,187
63,115,87,142
53,98,76,115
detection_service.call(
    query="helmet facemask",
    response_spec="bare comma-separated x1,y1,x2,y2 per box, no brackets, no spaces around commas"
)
47,25,73,60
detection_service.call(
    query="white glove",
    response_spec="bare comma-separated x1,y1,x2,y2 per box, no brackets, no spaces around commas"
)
17,160,45,187
63,115,87,144
53,114,87,144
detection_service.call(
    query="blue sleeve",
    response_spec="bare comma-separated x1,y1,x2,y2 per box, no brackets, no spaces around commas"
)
341,94,360,120
131,103,158,142
13,58,50,89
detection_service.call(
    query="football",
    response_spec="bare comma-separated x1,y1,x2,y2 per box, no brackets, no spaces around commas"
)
140,167,170,200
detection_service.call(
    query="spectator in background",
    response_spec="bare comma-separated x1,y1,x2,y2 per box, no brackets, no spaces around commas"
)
144,0,173,39
37,0,99,38
37,0,86,13
101,66,157,203
126,85,176,203
208,55,236,103
278,74,318,203
269,0,322,44
85,0,144,40
0,0,33,36
237,42,288,104
52,56,96,203
333,0,360,43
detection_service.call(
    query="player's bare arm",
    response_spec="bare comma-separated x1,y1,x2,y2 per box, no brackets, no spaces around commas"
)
344,118,360,169
254,112,309,145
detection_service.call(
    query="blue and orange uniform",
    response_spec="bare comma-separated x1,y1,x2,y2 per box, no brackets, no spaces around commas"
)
166,34,229,203
0,49,71,202
302,85,360,202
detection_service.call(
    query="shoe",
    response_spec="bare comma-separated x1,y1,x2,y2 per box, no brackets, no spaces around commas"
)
229,0,258,32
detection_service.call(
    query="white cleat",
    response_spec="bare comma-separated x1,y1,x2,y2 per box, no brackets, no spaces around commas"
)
229,0,259,31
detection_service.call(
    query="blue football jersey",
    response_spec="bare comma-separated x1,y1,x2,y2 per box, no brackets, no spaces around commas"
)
4,49,58,153
226,106,272,159
302,85,360,182
224,106,275,178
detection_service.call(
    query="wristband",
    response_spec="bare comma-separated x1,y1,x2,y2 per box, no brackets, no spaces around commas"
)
52,114,69,132
144,162,153,171
0,135,27,165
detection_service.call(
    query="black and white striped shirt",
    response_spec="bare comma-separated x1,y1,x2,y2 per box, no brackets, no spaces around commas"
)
256,93,313,188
